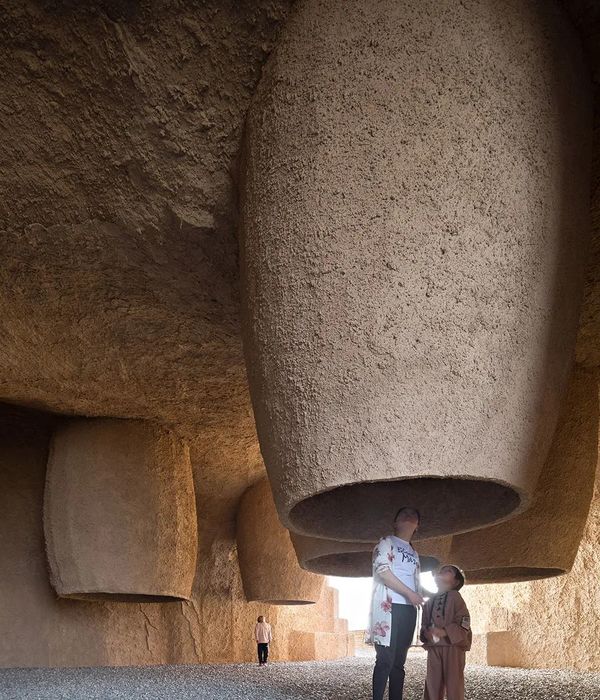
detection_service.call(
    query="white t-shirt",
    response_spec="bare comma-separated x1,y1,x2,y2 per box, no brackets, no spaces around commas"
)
388,536,419,605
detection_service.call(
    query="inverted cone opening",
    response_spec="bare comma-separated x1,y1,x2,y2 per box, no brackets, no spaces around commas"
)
465,567,564,584
260,599,317,606
61,592,190,603
308,552,372,578
289,477,521,541
305,551,441,578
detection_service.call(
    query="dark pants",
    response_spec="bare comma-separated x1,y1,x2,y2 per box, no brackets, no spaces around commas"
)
373,604,417,700
257,642,269,664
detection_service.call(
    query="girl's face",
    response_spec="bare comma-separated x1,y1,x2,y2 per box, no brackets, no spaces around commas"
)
434,566,459,592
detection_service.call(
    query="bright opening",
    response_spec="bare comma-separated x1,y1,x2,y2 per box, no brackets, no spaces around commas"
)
328,572,439,631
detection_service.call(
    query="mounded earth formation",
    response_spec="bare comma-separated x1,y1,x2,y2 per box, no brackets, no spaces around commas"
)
0,0,599,671
237,479,324,604
452,367,599,584
0,0,355,667
0,404,353,667
463,1,600,667
44,418,198,602
241,0,592,543
464,463,600,671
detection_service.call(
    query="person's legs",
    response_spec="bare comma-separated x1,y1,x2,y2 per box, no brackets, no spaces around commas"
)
264,643,269,664
257,643,262,664
258,643,268,664
372,642,394,700
423,647,445,700
444,648,465,700
388,604,417,700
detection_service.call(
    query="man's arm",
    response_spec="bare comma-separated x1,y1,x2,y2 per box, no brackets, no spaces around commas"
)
379,569,424,606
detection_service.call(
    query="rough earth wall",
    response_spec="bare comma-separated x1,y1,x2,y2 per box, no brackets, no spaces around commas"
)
0,0,599,672
0,0,294,432
464,464,600,672
0,410,352,667
463,5,600,670
0,0,352,669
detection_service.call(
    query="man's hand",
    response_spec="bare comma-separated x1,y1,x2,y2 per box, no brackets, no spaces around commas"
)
379,569,424,606
407,590,424,607
431,627,447,638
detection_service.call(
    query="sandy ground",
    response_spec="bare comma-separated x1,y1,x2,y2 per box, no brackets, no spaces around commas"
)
1,657,599,700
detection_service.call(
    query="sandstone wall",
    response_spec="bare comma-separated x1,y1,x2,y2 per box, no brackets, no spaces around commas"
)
237,479,324,605
461,2,598,673
45,418,198,602
0,0,293,437
0,409,352,667
462,0,600,672
0,0,355,669
464,463,600,672
0,0,599,673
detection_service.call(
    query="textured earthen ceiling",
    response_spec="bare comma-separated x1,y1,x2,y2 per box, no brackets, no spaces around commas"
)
0,0,598,532
0,1,293,438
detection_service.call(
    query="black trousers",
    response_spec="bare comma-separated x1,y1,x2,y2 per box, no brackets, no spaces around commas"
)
257,642,269,664
373,604,417,700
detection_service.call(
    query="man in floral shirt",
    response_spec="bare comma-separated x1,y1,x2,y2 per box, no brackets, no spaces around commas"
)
367,506,424,700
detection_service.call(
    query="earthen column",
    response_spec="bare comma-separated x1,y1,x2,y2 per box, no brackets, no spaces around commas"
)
241,0,592,541
44,418,198,601
451,368,599,583
236,479,324,604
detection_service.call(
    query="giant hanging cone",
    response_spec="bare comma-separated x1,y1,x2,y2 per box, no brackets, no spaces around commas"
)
241,0,592,541
291,535,374,578
291,534,450,578
236,478,324,604
44,419,198,601
450,368,599,584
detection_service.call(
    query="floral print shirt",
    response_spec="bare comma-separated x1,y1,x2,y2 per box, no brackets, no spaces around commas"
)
365,535,420,647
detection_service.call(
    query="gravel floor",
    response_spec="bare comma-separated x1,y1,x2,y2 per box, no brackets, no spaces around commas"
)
1,657,599,700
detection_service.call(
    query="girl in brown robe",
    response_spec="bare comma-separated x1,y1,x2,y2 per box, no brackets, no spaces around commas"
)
420,565,472,700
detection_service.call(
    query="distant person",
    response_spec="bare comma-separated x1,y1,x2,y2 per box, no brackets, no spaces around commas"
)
420,565,472,700
366,506,424,700
254,615,272,666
